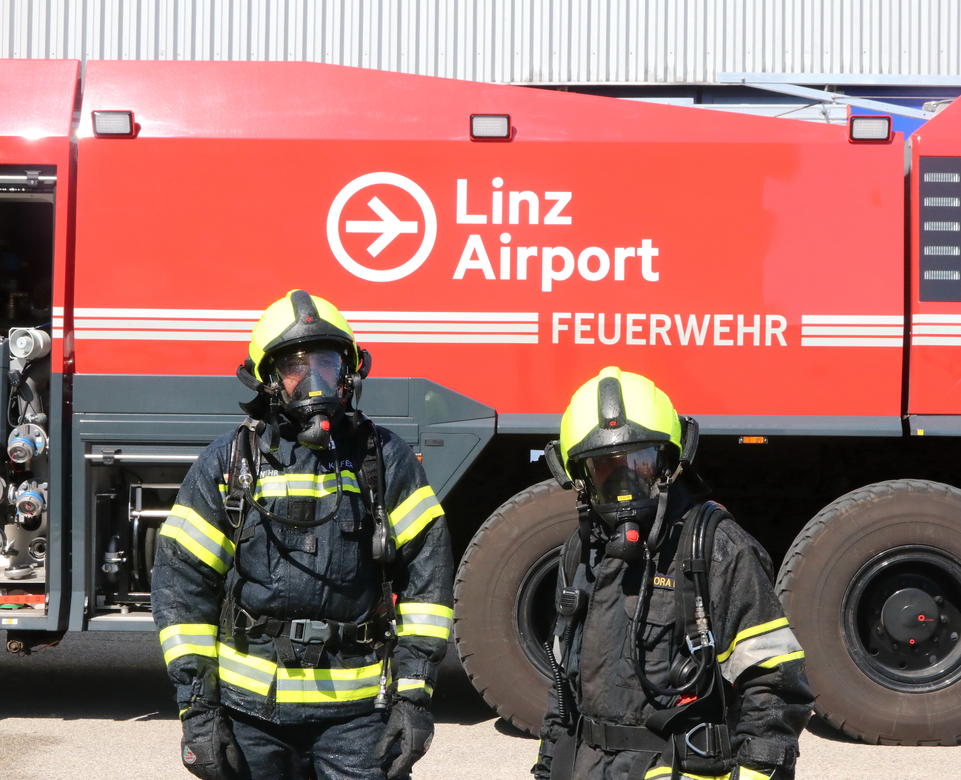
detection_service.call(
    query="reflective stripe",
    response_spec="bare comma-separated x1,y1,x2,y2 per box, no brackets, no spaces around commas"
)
251,471,360,500
718,619,804,682
159,504,235,575
159,623,218,666
759,649,805,669
645,767,732,780
396,602,453,640
396,677,434,697
276,662,385,703
389,486,444,547
739,768,774,780
218,643,277,697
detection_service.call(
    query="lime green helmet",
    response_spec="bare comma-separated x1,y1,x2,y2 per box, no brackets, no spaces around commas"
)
248,290,361,383
558,367,682,479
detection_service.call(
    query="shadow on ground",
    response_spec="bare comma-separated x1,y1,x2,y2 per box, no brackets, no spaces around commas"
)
0,630,500,726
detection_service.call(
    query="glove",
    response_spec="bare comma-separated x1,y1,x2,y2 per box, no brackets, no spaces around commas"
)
180,700,243,780
531,738,554,780
373,699,435,780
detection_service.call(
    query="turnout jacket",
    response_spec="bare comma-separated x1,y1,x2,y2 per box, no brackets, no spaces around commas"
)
151,421,454,725
535,489,813,780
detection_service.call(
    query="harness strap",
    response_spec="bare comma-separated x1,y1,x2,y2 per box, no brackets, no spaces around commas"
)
581,717,667,754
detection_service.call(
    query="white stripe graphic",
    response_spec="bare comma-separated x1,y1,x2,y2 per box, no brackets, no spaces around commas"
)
914,336,961,345
800,315,903,347
801,315,903,325
68,308,540,345
914,314,961,324
801,337,902,347
801,326,903,336
914,325,961,335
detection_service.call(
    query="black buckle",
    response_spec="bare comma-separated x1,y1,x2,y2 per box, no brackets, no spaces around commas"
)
233,608,257,634
289,619,332,644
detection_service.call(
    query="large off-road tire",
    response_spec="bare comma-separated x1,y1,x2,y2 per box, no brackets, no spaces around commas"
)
453,479,577,734
777,479,961,744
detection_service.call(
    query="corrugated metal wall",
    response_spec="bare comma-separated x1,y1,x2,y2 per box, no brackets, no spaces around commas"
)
2,0,960,84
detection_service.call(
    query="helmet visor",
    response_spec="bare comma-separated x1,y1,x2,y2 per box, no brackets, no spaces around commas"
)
584,446,667,505
272,348,346,403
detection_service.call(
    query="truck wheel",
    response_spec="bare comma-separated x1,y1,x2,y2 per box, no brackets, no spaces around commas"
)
454,479,577,734
777,479,961,744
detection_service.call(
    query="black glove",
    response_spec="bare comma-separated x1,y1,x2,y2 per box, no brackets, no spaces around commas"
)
531,738,554,780
180,700,243,780
373,699,434,780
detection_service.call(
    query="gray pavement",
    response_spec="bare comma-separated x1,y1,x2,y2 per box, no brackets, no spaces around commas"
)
0,631,955,779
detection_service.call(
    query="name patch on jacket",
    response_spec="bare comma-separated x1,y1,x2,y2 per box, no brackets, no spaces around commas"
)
651,575,676,590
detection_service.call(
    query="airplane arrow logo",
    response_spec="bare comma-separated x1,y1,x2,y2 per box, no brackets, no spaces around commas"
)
345,197,418,257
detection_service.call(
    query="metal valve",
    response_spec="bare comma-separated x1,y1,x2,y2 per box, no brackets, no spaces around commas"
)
7,424,48,465
15,481,47,530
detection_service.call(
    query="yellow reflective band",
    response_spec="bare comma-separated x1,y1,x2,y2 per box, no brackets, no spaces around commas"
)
645,768,732,780
396,602,454,640
218,643,277,697
396,678,434,697
252,471,360,500
738,768,774,780
179,706,189,720
716,618,790,663
276,662,384,703
389,486,444,547
160,504,235,573
159,624,219,666
396,602,454,618
759,650,805,668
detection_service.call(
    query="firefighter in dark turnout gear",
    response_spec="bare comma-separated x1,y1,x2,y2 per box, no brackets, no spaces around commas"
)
534,368,813,780
151,291,454,780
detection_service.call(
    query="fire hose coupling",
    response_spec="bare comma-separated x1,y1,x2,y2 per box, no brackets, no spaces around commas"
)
15,481,47,520
7,424,48,465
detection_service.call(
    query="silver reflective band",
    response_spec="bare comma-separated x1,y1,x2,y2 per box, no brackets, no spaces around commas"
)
92,111,135,137
849,116,890,141
470,114,511,139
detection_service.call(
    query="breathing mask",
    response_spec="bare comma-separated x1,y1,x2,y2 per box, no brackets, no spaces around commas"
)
584,445,672,559
267,346,350,448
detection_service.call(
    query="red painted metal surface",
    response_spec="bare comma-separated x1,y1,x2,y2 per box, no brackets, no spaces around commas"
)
908,100,961,416
0,59,79,374
70,61,905,419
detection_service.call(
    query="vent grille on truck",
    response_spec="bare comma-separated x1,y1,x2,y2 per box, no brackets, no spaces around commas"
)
920,158,961,302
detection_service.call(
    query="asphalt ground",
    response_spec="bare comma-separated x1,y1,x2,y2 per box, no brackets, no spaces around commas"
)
0,631,956,779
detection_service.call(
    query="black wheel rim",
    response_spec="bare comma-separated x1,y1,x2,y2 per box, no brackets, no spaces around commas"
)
514,547,561,678
842,545,961,692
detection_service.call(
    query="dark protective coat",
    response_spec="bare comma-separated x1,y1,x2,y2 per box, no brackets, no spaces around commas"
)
151,420,454,725
534,489,813,780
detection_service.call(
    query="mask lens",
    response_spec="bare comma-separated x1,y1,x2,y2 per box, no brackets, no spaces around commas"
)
274,349,345,401
585,447,663,505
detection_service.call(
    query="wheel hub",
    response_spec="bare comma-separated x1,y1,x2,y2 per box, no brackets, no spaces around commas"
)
880,587,939,644
842,545,961,692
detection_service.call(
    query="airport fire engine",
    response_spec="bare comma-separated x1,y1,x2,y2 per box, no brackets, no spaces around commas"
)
3,58,961,745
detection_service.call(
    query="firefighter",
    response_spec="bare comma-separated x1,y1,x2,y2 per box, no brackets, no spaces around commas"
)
151,290,453,780
533,367,813,780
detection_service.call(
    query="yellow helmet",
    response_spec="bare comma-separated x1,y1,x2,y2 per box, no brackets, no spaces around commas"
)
558,367,682,479
248,290,360,382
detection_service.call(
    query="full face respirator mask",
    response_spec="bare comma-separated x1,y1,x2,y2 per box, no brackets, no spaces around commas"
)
583,446,672,559
268,346,350,448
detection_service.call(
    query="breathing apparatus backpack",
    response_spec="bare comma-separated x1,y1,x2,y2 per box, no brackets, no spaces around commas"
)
549,500,734,780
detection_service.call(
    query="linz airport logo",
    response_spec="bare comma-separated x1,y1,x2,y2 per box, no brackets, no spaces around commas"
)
327,173,436,283
326,172,659,290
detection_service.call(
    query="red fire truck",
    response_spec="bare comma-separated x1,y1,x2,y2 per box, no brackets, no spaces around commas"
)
3,58,961,745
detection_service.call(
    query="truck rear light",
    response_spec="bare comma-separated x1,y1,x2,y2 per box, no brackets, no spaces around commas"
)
848,115,892,143
738,436,768,444
92,110,136,138
470,114,512,141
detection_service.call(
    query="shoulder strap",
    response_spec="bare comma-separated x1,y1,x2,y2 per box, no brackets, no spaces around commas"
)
673,501,726,655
